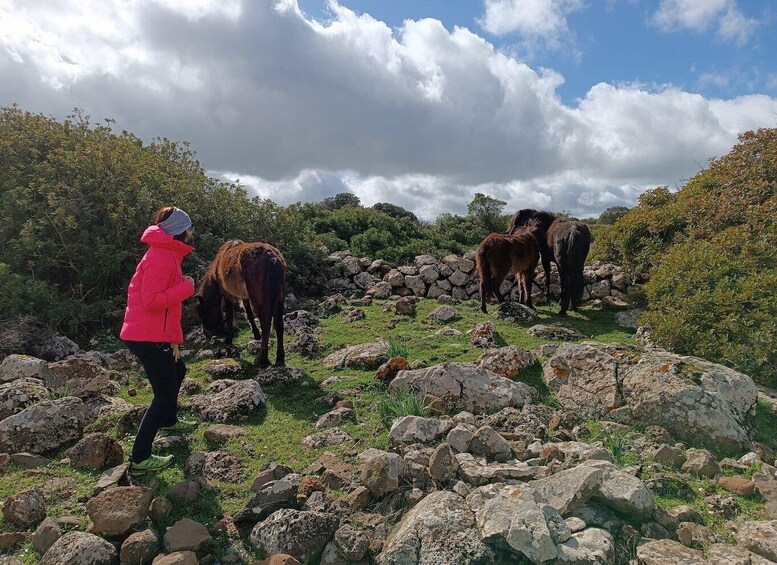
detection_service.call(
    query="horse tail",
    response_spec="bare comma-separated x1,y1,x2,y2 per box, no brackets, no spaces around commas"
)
261,251,286,335
476,241,492,312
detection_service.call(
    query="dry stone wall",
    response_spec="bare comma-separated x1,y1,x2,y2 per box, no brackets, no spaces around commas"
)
325,250,642,305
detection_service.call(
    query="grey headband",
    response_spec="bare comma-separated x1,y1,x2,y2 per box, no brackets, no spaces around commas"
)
158,207,192,236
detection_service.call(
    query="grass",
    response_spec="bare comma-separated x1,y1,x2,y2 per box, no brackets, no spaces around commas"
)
385,339,410,361
379,388,430,425
0,297,637,561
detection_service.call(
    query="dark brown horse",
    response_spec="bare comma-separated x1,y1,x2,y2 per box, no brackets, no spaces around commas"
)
507,209,591,316
476,223,540,313
197,240,286,367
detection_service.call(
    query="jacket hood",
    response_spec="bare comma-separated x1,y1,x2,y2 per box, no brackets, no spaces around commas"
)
140,225,194,258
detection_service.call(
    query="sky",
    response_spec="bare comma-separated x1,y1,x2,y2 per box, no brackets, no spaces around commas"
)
1,0,776,220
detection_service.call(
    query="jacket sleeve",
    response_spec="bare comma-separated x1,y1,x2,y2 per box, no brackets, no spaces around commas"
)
140,256,195,311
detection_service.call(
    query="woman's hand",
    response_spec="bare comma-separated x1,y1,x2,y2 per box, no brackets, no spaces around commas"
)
183,275,195,286
172,343,181,362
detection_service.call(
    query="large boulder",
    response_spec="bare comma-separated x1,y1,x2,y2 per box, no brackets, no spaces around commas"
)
378,491,494,564
466,484,569,563
555,528,615,564
85,486,153,536
389,363,534,415
0,377,50,420
528,465,604,516
120,528,159,565
0,397,85,454
69,433,124,470
361,451,404,498
250,510,339,563
188,379,266,422
164,518,212,553
388,416,454,446
322,341,388,370
40,532,118,565
0,354,50,383
45,357,111,397
543,343,757,453
476,346,536,379
583,460,654,520
735,520,777,562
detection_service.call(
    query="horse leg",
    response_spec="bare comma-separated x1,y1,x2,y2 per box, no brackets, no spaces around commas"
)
223,296,235,345
492,276,506,303
557,266,570,317
522,271,534,309
480,278,489,314
274,298,285,366
542,257,552,302
242,299,261,341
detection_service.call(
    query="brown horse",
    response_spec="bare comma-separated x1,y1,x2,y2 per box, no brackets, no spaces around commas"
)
197,240,286,367
476,223,540,313
507,209,591,316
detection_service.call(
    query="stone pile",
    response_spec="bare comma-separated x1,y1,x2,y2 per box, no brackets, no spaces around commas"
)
326,250,640,307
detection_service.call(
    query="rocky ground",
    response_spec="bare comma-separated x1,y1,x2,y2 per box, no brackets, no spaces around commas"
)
0,289,776,564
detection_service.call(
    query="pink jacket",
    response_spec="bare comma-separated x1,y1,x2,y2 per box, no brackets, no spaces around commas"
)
120,226,195,344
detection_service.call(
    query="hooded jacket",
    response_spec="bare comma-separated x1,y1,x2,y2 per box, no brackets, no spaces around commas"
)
120,225,195,344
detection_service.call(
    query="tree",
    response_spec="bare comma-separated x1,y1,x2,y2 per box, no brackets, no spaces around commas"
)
320,192,362,210
372,202,419,224
596,206,630,225
466,193,507,234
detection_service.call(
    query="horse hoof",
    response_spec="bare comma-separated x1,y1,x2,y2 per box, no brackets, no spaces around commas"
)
275,362,286,367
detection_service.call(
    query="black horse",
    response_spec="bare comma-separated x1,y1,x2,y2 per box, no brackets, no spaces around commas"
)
507,209,591,316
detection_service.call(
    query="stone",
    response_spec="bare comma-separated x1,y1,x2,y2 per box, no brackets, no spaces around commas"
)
677,522,717,548
2,487,46,527
153,552,199,565
395,296,416,315
493,302,538,323
388,415,454,446
368,281,393,298
250,510,339,563
707,544,773,565
428,443,459,483
0,354,50,383
652,444,686,467
555,527,615,564
346,486,371,511
94,463,129,494
654,504,703,529
528,323,586,341
615,309,641,329
203,424,247,442
85,486,153,536
735,520,777,562
705,494,739,518
334,524,370,561
361,451,404,498
476,346,537,379
445,424,475,453
583,460,655,521
448,270,469,286
0,378,50,420
164,518,213,553
389,363,534,415
10,452,51,468
753,473,777,518
456,453,543,486
251,462,294,492
529,465,604,516
378,491,493,564
254,366,304,386
236,476,301,524
150,497,173,521
32,517,62,554
635,539,704,564
429,306,458,322
301,428,354,449
322,341,388,370
0,532,28,552
470,321,497,348
0,397,85,454
69,433,124,470
121,528,159,565
204,358,242,379
682,448,721,478
167,481,199,502
543,343,757,454
259,556,301,565
405,275,426,296
40,532,118,565
419,264,440,284
315,407,355,429
719,476,756,497
468,426,513,462
342,308,366,323
374,357,410,383
45,357,112,397
188,380,266,422
185,451,244,483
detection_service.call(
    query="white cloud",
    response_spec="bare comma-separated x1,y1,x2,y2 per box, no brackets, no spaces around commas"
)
479,0,583,53
1,0,776,220
651,0,758,44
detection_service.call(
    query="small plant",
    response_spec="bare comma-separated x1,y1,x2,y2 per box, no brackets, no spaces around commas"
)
386,340,409,360
595,425,636,467
48,385,76,400
379,389,428,425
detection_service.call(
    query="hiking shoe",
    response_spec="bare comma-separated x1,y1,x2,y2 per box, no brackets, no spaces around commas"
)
158,418,198,436
129,454,173,474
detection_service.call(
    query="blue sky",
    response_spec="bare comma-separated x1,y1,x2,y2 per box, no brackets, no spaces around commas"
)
1,0,776,219
299,0,777,104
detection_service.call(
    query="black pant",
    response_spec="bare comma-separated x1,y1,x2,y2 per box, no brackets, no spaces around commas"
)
125,341,186,462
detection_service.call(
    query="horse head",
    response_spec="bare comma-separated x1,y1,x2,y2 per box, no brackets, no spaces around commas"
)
196,277,226,338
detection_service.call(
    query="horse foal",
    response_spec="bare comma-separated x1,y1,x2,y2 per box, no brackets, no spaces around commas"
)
476,227,540,314
197,240,286,367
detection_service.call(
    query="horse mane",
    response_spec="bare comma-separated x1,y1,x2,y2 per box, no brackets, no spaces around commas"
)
201,239,245,286
507,209,557,235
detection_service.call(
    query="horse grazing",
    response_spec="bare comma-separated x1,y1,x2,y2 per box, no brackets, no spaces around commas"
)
507,209,591,316
476,223,540,314
197,240,286,367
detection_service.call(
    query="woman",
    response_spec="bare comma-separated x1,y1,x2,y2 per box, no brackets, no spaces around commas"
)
120,206,198,473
